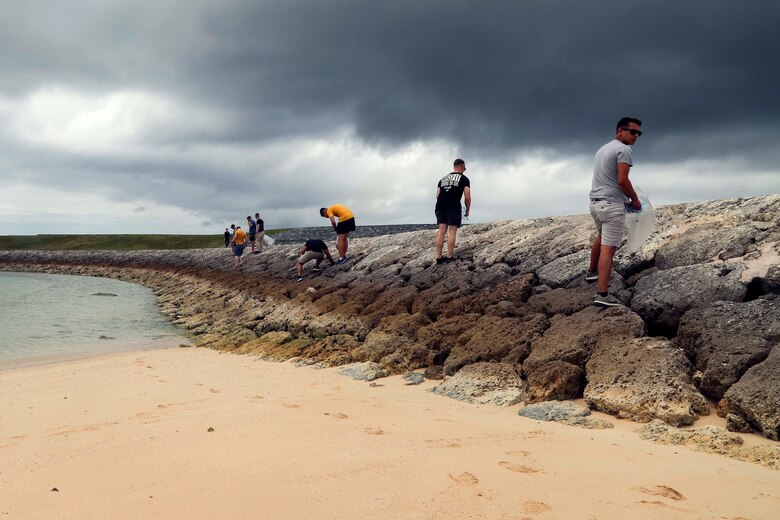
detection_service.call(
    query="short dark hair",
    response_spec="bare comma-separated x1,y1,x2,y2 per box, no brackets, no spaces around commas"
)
453,158,465,167
319,207,328,216
246,216,252,220
616,117,642,132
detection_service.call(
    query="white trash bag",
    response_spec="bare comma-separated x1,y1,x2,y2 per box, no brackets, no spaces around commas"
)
624,186,656,253
262,234,275,247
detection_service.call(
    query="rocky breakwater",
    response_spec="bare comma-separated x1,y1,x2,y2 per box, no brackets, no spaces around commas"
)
1,195,778,442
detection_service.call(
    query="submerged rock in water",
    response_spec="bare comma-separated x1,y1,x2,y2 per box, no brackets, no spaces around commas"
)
91,292,118,297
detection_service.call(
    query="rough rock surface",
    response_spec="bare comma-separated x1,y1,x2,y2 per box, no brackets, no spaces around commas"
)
518,401,614,429
525,361,584,404
585,337,709,426
2,194,779,438
523,306,646,372
638,420,780,471
338,362,389,382
675,297,780,399
431,362,525,406
631,263,747,336
719,345,780,440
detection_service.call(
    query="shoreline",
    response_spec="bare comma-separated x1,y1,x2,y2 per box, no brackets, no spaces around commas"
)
1,346,778,519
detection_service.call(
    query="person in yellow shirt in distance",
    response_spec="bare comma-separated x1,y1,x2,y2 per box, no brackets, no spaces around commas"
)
320,204,356,264
230,224,248,267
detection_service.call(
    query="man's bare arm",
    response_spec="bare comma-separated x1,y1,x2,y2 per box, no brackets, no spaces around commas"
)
463,186,471,217
617,163,641,210
324,248,335,264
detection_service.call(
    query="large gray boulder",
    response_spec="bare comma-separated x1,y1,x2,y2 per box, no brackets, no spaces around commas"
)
675,298,780,399
655,225,759,269
525,360,585,403
432,362,525,406
535,250,590,288
719,345,780,440
524,306,646,372
630,263,747,336
443,313,548,376
584,337,709,426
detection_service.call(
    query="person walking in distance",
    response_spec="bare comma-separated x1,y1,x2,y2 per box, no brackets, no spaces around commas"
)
435,158,471,264
587,117,643,307
254,212,265,253
224,228,230,248
320,204,356,264
246,215,257,254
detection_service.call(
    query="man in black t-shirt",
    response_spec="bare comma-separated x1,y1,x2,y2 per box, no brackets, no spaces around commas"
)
435,158,471,263
295,239,335,281
254,212,265,253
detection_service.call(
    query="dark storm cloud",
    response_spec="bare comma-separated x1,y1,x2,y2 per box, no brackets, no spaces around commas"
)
176,0,780,161
2,0,778,235
5,0,778,160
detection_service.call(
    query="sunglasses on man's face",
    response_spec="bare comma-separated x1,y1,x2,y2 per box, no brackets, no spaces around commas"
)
621,128,642,137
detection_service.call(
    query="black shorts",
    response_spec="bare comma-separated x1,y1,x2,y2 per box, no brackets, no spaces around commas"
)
435,207,462,228
249,233,257,242
335,218,356,235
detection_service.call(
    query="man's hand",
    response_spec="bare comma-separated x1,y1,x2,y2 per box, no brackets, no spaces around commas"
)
631,199,642,211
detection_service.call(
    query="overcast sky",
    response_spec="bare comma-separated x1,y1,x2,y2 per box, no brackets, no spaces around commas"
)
2,0,778,235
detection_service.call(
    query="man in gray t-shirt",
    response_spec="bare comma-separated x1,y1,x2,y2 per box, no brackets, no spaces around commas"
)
586,117,643,307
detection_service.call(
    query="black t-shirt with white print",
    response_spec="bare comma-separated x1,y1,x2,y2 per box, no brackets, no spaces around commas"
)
436,172,470,210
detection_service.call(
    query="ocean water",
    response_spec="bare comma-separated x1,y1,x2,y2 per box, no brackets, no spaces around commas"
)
0,271,187,364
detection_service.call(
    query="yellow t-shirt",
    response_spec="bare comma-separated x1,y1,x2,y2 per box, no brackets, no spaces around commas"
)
233,228,247,245
327,204,354,221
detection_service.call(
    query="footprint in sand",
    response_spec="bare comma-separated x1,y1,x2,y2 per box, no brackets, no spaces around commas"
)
247,395,264,401
521,500,552,514
209,388,220,394
505,449,531,457
499,461,541,474
364,428,386,435
634,485,686,501
324,412,348,419
448,472,479,486
282,403,300,409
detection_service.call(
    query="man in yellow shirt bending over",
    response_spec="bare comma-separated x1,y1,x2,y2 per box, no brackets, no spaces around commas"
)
320,204,356,264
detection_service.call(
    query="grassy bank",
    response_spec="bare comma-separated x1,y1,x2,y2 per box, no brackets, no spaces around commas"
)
0,230,288,251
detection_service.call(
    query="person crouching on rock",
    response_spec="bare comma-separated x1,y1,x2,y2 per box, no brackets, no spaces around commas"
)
296,239,335,282
320,204,355,264
231,225,248,267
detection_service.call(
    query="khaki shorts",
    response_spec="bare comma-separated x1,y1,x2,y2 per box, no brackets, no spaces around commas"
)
256,231,264,252
298,250,324,265
590,200,626,247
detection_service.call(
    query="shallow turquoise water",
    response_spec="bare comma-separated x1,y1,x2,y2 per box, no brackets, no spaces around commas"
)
0,271,186,363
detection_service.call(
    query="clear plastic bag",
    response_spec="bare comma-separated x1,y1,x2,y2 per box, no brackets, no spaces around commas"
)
624,186,656,252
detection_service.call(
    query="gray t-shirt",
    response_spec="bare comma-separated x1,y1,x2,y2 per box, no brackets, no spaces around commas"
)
589,139,633,203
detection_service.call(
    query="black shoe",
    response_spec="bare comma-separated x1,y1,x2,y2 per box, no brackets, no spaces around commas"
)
443,257,456,263
436,257,446,265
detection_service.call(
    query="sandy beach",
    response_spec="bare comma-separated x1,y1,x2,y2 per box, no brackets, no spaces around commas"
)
1,347,778,520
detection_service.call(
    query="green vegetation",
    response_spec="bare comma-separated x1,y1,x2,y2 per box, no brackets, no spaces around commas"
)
0,230,290,251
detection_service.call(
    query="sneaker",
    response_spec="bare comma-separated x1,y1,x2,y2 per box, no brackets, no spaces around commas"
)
312,267,323,272
593,293,622,307
443,257,456,263
335,256,348,265
585,271,598,282
436,257,446,265
295,276,304,282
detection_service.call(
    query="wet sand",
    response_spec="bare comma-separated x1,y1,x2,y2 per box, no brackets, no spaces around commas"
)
1,347,778,519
